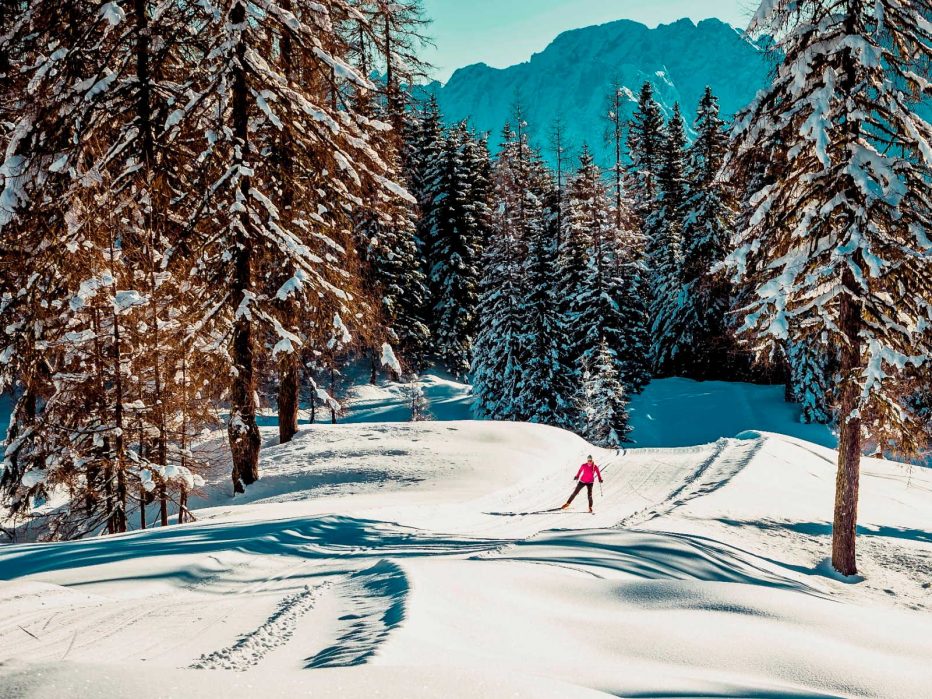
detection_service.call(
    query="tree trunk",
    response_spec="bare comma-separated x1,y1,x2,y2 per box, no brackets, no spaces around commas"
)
132,0,154,164
228,0,261,493
278,355,300,444
783,348,794,402
330,365,338,424
110,242,128,534
370,353,378,384
275,3,300,448
139,488,146,529
832,266,862,576
159,481,168,526
178,487,187,525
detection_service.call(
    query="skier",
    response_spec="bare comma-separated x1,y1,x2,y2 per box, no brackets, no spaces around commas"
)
562,455,603,513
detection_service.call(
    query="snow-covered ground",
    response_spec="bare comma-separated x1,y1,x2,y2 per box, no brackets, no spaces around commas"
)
1,378,930,698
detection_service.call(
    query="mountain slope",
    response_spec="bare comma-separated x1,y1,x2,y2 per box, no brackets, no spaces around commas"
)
427,18,771,167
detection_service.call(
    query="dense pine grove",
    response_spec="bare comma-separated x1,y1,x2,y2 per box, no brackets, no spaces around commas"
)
1,0,930,580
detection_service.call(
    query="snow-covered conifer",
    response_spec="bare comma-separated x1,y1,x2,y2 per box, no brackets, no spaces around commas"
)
428,122,490,375
472,121,535,419
649,104,689,374
654,88,738,378
728,0,932,575
786,340,836,425
408,378,433,421
584,340,632,449
516,149,581,427
560,148,646,394
626,82,666,222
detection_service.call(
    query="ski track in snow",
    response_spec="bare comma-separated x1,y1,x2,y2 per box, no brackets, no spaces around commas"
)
619,437,763,528
190,560,409,673
190,582,332,671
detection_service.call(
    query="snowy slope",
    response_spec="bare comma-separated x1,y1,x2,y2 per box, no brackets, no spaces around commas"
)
427,18,772,167
1,385,931,698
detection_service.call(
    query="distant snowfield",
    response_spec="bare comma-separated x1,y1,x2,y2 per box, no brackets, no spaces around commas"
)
1,378,931,698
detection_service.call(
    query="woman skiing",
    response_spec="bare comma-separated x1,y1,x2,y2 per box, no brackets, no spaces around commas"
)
562,455,603,513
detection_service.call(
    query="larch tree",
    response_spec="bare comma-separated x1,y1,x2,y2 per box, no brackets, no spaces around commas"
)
183,0,415,492
728,0,932,575
548,118,572,250
605,81,629,234
0,0,212,537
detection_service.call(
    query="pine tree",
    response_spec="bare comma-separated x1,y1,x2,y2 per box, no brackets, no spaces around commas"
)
407,95,445,281
347,1,432,374
584,340,632,449
428,122,490,375
352,98,431,374
516,149,580,427
408,378,433,421
649,103,689,374
729,0,932,575
560,148,643,395
654,87,738,378
786,339,836,425
472,121,535,419
626,82,669,383
626,82,665,223
615,253,652,394
604,84,652,393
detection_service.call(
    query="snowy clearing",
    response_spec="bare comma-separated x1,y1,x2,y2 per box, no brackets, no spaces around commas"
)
1,380,930,698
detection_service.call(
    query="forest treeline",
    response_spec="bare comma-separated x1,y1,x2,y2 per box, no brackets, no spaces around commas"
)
1,0,930,578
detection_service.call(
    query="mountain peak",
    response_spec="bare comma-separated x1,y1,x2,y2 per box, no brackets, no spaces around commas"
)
429,17,769,168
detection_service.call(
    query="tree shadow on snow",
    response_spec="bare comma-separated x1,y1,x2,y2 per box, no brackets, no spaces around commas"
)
0,516,508,580
485,529,826,597
719,517,932,546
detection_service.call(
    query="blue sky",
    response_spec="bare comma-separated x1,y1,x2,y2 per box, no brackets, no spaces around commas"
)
421,0,757,82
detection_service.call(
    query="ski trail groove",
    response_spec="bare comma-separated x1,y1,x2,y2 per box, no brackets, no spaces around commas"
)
190,581,332,671
619,437,764,528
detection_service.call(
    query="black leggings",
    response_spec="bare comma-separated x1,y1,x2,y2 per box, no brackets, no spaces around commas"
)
567,481,594,508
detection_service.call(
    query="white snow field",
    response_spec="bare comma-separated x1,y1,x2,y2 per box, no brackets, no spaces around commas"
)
1,378,931,698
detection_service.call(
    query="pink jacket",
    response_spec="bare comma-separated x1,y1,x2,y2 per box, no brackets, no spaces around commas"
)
575,462,602,484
